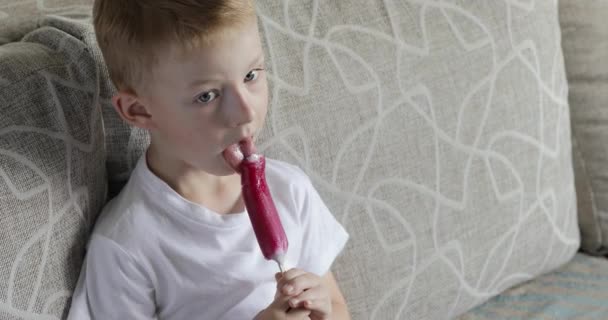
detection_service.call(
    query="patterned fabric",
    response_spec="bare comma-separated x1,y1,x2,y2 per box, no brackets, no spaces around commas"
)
0,0,147,193
254,1,579,319
561,1,608,255
0,0,91,44
36,17,150,197
0,1,592,320
0,17,105,320
460,253,608,320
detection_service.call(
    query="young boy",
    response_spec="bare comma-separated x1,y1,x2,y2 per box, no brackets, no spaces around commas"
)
67,0,350,319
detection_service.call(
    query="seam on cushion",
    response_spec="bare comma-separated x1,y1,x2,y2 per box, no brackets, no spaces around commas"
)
92,59,109,195
571,128,603,250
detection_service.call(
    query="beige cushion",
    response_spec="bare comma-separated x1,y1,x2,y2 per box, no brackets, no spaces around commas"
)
0,18,105,318
459,253,608,319
33,15,149,197
560,0,608,255
0,0,91,44
255,1,579,318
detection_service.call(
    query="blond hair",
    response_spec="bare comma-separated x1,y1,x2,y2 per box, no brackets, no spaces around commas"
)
93,0,256,91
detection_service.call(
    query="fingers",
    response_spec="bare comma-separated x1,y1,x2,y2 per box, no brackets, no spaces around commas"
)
266,280,315,320
276,268,321,297
276,268,307,284
287,285,330,314
285,307,312,320
287,285,321,308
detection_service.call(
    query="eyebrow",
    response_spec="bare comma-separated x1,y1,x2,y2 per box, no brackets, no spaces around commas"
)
188,54,264,88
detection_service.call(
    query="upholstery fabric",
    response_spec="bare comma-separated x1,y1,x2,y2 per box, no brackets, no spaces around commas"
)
253,1,579,318
0,17,105,319
0,0,90,44
460,253,608,320
560,0,608,255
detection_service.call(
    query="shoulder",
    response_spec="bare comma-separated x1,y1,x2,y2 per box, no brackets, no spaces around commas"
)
90,175,157,252
266,158,316,205
264,158,326,222
265,158,311,186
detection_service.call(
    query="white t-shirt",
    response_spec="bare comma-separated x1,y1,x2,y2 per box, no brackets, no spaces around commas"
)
67,155,349,320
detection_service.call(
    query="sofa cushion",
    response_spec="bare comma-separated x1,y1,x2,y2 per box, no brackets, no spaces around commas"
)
0,1,145,197
0,18,105,319
33,16,149,198
459,253,608,319
254,1,579,318
560,1,608,255
0,0,91,44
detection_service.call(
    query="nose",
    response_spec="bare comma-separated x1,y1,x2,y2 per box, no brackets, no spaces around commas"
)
223,85,255,128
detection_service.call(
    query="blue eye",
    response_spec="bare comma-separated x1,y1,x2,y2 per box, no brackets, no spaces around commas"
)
245,69,263,82
196,90,218,104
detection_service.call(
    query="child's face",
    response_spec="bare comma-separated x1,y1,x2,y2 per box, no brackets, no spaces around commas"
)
136,19,268,176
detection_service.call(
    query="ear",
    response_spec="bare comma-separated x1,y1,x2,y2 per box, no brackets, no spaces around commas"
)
111,90,156,129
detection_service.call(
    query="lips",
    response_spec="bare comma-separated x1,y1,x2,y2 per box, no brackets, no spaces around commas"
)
222,136,257,172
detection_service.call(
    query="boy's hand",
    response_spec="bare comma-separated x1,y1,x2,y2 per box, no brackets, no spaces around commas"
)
275,269,332,320
254,285,311,320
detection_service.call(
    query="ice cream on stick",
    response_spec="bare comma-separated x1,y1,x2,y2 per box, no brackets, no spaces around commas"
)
223,138,288,272
241,154,288,272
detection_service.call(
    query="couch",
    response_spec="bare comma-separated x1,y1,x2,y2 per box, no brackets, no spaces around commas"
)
1,1,607,319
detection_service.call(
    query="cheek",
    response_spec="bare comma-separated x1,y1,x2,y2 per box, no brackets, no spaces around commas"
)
164,124,193,145
157,111,202,143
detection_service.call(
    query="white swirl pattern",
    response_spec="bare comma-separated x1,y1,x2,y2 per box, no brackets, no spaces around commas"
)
0,20,106,319
253,1,579,318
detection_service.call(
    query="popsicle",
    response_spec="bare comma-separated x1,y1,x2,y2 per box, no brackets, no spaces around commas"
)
224,138,289,272
241,154,288,272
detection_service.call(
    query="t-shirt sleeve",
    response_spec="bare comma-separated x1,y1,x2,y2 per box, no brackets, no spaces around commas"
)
67,235,157,320
296,174,349,276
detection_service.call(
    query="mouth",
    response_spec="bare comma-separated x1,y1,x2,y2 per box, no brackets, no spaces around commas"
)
222,136,257,172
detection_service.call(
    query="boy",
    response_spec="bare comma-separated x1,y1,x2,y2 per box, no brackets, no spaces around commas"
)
67,0,351,319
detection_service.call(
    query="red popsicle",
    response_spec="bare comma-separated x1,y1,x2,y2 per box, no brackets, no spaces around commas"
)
241,154,288,272
223,138,288,272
